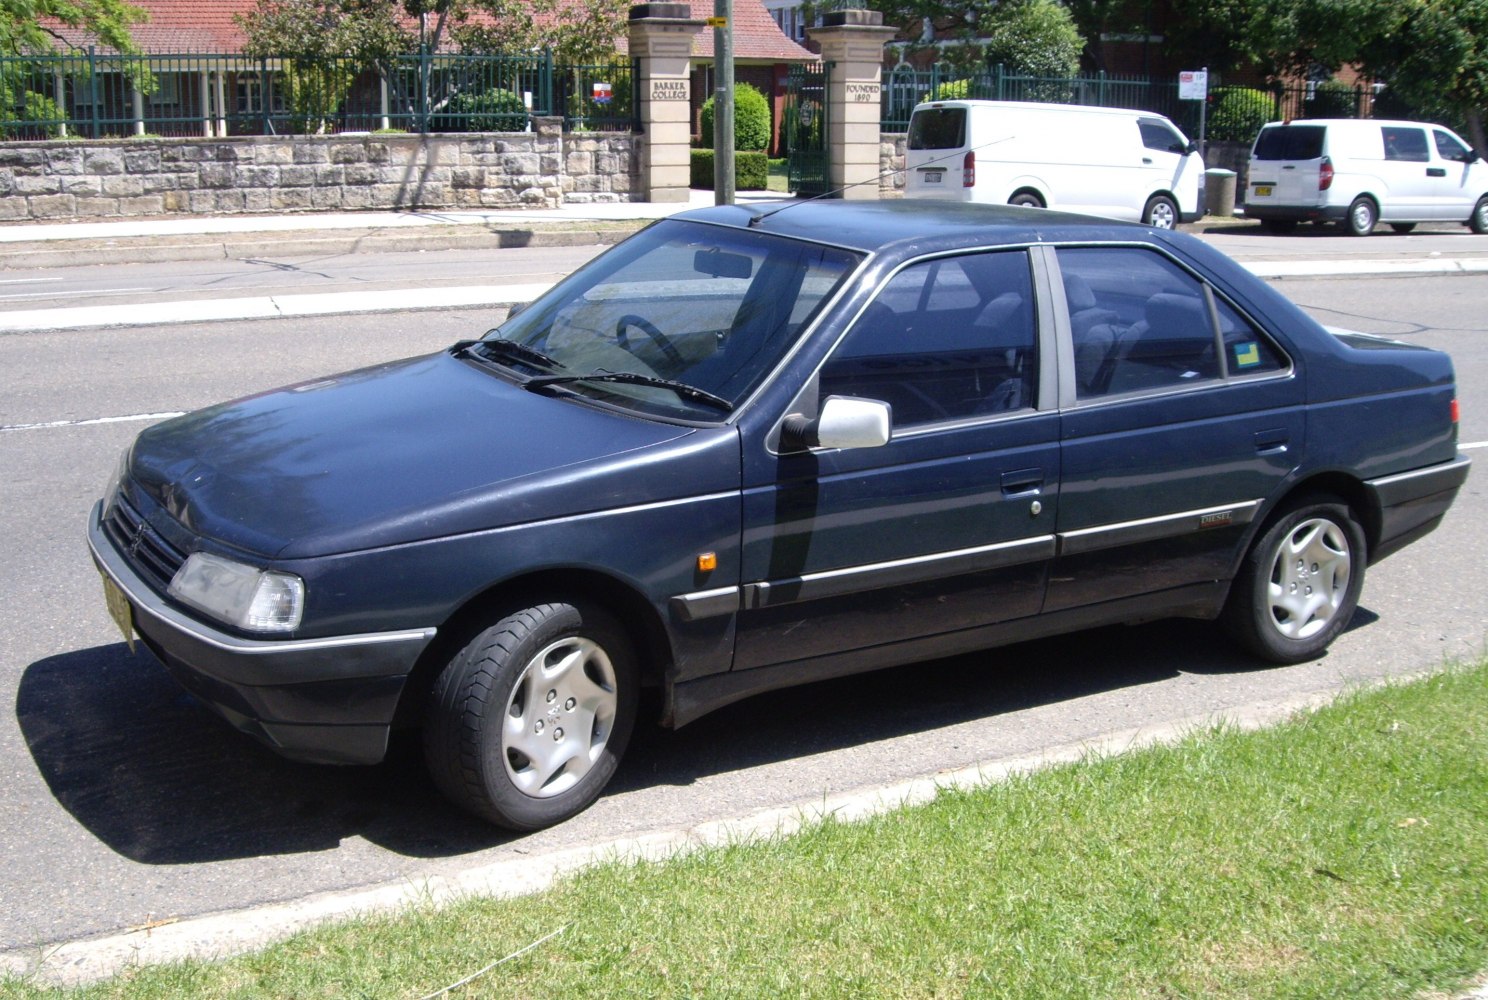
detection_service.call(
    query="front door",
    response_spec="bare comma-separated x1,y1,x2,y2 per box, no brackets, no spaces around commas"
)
735,248,1060,670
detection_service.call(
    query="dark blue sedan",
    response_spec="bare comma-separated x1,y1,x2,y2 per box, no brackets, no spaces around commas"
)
89,200,1470,830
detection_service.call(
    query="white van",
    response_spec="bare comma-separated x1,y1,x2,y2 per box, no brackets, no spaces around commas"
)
1245,118,1488,236
903,99,1206,228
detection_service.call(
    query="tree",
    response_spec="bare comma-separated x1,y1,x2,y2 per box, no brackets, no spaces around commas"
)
1,0,147,58
867,0,1082,77
1358,0,1488,152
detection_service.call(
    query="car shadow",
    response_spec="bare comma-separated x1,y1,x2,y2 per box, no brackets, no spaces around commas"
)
18,614,1361,866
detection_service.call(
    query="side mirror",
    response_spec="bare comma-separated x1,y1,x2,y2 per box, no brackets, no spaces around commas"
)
1466,149,1483,164
1186,139,1201,155
781,396,892,452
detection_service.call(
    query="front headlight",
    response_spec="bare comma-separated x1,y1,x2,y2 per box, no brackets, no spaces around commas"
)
168,553,305,633
103,446,131,509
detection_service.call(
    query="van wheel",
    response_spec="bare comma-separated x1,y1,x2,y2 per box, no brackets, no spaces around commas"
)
1221,497,1365,664
1470,196,1488,235
1343,196,1378,236
1143,195,1178,229
1389,223,1417,234
424,600,638,831
1008,191,1044,209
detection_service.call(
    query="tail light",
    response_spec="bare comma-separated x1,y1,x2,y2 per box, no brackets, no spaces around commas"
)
1451,398,1460,424
1319,155,1334,191
963,151,975,188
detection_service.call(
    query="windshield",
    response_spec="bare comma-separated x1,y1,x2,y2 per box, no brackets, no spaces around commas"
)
479,219,862,419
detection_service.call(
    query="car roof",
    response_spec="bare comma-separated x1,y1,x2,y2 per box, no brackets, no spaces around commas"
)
670,198,1153,257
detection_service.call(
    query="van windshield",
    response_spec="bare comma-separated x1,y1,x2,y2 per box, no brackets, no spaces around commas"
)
1253,124,1325,160
909,108,966,150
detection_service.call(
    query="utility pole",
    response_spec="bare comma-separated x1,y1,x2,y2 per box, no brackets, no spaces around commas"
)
712,0,735,205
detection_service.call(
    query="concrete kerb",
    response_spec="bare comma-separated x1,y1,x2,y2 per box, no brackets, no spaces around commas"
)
0,682,1368,988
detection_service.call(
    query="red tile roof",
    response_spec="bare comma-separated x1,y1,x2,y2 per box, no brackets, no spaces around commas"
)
40,0,814,62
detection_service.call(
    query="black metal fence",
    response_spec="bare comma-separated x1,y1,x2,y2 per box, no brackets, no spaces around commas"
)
1,50,637,139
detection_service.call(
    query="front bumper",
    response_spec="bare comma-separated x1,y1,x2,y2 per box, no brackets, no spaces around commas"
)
1365,453,1472,564
88,501,437,764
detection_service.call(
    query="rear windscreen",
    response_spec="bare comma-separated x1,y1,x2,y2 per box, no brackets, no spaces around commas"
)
1252,124,1325,160
908,108,966,150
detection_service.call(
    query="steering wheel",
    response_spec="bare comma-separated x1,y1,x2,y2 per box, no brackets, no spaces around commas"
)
615,314,685,369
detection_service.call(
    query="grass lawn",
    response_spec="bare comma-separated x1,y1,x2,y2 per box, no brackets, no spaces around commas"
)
6,663,1487,998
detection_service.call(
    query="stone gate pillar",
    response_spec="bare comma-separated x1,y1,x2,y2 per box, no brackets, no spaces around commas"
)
629,3,705,203
809,10,896,199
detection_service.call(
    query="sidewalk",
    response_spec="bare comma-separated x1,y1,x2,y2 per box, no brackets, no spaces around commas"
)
2,194,1486,333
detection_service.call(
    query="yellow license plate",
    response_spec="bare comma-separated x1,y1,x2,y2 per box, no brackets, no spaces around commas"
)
101,573,136,653
1253,184,1273,197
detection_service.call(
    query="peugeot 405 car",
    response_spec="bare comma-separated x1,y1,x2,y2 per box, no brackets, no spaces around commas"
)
90,200,1470,830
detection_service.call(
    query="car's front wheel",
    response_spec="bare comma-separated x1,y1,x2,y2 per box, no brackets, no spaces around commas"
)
1222,498,1366,664
1143,194,1178,229
424,600,638,831
1469,195,1488,235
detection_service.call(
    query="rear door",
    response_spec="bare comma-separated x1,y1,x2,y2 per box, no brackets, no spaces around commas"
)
1050,245,1304,613
1248,123,1326,208
905,105,969,200
735,248,1059,669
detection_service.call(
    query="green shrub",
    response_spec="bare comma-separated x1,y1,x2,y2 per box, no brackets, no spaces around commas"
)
3,91,65,139
1208,87,1274,143
698,82,771,151
434,88,529,133
690,148,768,190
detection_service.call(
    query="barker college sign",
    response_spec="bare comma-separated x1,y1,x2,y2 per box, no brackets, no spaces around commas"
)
651,80,689,100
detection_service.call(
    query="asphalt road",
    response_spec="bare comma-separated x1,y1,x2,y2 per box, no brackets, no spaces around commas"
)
2,265,1485,963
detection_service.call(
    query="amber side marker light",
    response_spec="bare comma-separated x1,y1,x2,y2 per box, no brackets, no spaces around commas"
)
697,552,718,573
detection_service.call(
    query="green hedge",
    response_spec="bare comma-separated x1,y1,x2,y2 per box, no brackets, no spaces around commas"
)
698,82,771,151
690,149,769,190
1208,87,1274,144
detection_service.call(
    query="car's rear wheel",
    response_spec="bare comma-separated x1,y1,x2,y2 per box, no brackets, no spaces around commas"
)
1008,191,1044,209
424,600,638,831
1469,196,1488,235
1222,498,1366,664
1143,194,1178,229
1389,222,1417,234
1343,196,1378,236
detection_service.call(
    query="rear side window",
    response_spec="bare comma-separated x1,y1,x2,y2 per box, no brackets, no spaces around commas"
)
1382,126,1430,162
909,108,966,151
1252,124,1325,160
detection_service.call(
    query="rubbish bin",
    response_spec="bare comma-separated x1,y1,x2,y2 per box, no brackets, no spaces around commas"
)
1205,168,1237,218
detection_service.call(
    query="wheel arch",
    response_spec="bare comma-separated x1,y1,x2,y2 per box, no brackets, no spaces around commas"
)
393,568,674,729
1007,185,1046,207
1246,472,1379,568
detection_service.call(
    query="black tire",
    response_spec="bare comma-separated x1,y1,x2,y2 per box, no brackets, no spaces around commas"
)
1389,222,1417,234
424,601,638,831
1221,498,1366,664
1469,196,1488,235
1143,194,1179,229
1343,196,1378,236
1262,219,1299,235
1008,191,1044,209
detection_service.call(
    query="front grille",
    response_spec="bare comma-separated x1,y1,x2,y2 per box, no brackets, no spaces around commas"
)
103,494,187,594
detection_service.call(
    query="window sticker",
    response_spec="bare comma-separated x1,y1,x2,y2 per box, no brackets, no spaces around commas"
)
1234,342,1262,368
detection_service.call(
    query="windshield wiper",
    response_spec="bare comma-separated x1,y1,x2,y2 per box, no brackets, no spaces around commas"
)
451,338,564,372
525,371,734,413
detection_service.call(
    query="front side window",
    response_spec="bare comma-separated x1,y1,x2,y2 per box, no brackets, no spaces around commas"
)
1434,129,1470,161
1139,118,1187,154
482,220,861,419
1060,247,1284,400
820,250,1037,427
